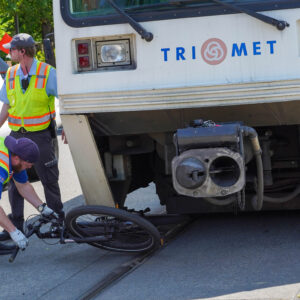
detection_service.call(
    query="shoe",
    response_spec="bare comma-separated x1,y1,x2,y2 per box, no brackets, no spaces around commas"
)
0,230,11,241
0,242,15,251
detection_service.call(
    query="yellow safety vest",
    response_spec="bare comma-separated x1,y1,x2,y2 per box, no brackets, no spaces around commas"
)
0,137,10,184
6,61,56,132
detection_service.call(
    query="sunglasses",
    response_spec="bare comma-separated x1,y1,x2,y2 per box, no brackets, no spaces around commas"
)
9,47,18,52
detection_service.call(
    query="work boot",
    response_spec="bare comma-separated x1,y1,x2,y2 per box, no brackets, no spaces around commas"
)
0,242,15,251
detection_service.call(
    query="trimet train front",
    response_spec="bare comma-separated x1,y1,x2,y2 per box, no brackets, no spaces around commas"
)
53,0,300,213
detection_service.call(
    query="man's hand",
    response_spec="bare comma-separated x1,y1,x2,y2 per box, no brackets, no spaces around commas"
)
9,229,28,250
38,203,58,219
61,129,68,144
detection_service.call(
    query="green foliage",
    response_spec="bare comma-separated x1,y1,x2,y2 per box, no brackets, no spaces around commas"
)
36,49,45,62
0,0,54,61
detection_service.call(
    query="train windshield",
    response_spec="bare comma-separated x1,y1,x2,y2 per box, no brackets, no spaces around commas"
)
63,0,299,27
68,0,287,17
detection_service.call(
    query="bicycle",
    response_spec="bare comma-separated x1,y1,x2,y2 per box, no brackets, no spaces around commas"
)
0,205,163,262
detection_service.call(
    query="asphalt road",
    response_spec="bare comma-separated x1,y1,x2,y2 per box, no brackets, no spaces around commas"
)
99,211,300,300
1,137,300,299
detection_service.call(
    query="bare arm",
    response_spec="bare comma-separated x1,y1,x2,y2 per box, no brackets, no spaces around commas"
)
0,205,15,233
0,103,9,127
14,180,43,209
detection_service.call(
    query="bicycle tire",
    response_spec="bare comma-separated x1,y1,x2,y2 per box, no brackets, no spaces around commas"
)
65,205,161,253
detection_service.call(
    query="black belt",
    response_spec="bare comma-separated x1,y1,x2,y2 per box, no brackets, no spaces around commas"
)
17,127,28,133
16,127,49,134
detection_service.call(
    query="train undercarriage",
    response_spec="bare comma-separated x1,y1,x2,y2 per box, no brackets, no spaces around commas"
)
87,102,300,214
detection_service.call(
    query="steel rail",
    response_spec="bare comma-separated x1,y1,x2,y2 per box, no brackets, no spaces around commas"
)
77,218,194,300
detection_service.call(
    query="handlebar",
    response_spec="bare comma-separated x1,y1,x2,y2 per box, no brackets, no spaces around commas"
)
8,214,59,263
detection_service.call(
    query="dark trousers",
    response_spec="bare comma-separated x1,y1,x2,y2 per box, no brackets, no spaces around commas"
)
8,129,63,222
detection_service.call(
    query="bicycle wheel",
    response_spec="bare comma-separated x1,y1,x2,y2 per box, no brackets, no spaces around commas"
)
65,205,161,253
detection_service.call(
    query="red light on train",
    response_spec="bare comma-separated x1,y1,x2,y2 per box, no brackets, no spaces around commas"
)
77,43,89,55
79,56,90,68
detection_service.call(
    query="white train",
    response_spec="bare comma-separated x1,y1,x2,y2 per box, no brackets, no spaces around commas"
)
53,0,300,213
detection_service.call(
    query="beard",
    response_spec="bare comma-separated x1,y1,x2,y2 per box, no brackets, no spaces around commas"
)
12,163,23,173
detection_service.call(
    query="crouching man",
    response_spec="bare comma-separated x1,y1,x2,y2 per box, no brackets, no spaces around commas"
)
0,136,57,250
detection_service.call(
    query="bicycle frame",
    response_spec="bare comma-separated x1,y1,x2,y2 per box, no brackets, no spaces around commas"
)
2,214,114,263
28,215,114,243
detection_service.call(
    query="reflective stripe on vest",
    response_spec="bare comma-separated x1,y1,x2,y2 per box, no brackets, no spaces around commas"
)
8,115,22,127
0,138,10,184
7,65,19,90
0,150,9,171
35,63,49,89
23,110,56,127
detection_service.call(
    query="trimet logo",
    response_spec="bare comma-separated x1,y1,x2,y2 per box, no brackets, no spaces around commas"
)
161,38,276,65
201,38,227,65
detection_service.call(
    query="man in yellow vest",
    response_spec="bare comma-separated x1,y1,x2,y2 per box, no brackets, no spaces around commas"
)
0,33,64,241
0,135,58,250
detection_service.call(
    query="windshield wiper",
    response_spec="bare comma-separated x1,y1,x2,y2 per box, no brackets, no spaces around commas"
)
210,0,289,31
106,0,153,41
126,0,289,31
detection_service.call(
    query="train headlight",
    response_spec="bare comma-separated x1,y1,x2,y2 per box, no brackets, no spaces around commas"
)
101,44,126,63
96,39,131,68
